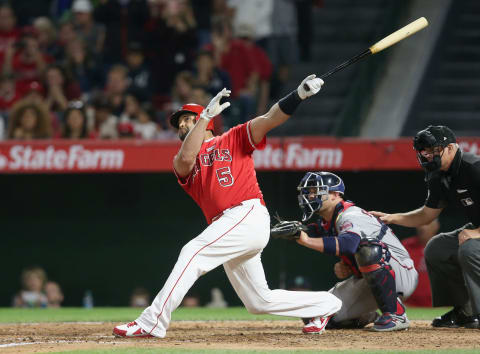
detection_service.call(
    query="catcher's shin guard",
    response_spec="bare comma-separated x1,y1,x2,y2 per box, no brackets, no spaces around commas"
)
354,240,397,314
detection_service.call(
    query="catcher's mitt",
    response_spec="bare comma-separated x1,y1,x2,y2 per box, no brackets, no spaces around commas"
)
270,220,308,241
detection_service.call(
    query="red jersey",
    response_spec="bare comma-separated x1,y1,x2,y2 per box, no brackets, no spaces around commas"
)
175,121,266,224
401,236,432,307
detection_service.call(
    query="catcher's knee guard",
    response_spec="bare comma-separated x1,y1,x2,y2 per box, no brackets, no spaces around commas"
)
354,240,397,314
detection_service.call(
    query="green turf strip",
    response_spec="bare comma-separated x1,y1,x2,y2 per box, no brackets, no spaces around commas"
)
51,349,480,354
0,306,450,323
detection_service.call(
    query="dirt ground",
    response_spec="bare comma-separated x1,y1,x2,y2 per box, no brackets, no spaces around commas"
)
0,320,479,353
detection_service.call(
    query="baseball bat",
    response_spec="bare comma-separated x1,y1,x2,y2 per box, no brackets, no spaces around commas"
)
305,17,429,89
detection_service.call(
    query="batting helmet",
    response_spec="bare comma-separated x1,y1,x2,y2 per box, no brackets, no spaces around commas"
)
169,103,214,131
413,125,456,172
297,172,345,221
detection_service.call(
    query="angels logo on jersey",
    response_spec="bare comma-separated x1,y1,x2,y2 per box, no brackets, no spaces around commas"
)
199,149,232,166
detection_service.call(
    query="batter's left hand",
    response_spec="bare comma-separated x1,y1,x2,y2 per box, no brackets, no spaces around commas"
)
459,227,480,245
297,74,324,100
200,88,231,121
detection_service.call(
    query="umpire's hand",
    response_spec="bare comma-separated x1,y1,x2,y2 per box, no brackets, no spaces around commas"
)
334,260,352,279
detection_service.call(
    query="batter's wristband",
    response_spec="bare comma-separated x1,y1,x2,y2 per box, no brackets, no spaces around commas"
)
323,237,337,255
278,90,303,116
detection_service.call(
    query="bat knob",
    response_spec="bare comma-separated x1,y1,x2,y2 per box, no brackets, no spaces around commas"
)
303,83,310,91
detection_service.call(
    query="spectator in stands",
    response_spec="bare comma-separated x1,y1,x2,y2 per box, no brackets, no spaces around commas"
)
205,287,228,308
133,104,157,140
402,219,440,307
144,0,197,94
13,266,48,308
7,99,52,139
169,70,195,113
33,17,59,58
124,41,151,101
0,3,21,67
2,27,53,89
193,49,231,98
45,281,64,308
89,94,118,139
267,0,298,99
130,287,150,308
295,0,320,62
44,64,82,115
104,64,129,116
63,37,100,95
226,0,273,46
235,23,272,116
119,90,156,140
208,17,257,125
55,21,78,61
71,0,105,57
61,100,89,139
0,73,21,114
94,0,149,63
181,291,200,307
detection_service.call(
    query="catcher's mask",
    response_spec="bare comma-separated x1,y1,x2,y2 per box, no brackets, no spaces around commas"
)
413,125,456,173
169,103,214,131
297,171,345,221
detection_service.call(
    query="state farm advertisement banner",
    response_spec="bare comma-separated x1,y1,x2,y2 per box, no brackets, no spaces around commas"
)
0,138,478,174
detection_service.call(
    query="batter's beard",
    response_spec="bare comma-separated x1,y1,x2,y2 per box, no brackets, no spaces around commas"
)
179,127,190,141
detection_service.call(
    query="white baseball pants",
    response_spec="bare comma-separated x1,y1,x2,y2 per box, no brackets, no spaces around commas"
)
136,199,342,337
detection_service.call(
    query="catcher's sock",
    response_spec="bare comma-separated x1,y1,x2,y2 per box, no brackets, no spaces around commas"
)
395,299,405,316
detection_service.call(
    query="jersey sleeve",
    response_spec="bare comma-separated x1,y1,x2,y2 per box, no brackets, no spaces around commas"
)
425,178,448,209
336,207,384,240
227,121,266,154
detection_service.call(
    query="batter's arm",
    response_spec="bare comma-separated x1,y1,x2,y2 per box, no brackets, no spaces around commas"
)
249,75,324,145
370,205,442,228
174,88,231,177
173,118,211,177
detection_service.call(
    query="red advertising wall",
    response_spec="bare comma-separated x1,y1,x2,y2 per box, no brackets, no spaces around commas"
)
0,138,478,174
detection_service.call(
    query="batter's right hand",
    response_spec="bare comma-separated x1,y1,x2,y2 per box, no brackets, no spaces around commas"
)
369,211,394,224
200,88,231,121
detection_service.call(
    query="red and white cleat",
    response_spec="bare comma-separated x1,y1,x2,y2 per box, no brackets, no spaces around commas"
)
113,321,153,338
302,315,332,334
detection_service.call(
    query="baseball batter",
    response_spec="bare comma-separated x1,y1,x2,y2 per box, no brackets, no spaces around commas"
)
113,75,342,338
293,172,418,331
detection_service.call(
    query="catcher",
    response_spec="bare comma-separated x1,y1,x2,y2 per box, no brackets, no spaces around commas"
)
271,171,418,331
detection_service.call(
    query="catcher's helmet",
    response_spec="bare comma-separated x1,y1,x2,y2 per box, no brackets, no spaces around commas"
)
413,125,456,172
297,171,345,221
169,103,214,131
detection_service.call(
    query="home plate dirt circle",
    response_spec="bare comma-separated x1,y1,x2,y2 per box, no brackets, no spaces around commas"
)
1,320,479,353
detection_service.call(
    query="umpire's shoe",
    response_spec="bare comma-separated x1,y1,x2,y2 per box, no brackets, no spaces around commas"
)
431,307,480,329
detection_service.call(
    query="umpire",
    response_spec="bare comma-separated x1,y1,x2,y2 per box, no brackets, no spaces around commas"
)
371,125,480,329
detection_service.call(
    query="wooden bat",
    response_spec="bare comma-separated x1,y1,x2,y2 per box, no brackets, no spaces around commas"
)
304,17,429,89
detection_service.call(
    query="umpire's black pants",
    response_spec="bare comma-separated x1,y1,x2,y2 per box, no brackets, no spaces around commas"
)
424,223,480,314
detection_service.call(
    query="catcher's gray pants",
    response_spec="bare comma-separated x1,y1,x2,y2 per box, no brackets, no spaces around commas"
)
329,256,418,322
424,223,480,315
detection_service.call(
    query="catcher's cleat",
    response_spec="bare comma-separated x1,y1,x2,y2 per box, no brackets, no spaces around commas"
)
302,315,332,334
113,321,154,338
371,312,409,332
371,300,409,332
432,307,479,329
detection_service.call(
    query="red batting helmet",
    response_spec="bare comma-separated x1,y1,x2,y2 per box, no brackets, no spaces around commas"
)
169,103,214,131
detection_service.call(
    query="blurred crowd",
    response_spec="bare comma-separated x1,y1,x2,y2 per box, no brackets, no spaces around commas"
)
13,266,64,308
0,0,320,141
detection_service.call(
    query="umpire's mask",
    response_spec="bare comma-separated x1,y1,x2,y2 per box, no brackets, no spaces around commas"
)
413,125,456,173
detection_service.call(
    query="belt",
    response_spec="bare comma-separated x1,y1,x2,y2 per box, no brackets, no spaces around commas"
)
211,199,266,223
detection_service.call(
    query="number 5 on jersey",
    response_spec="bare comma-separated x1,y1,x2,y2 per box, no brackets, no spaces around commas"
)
216,167,234,187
